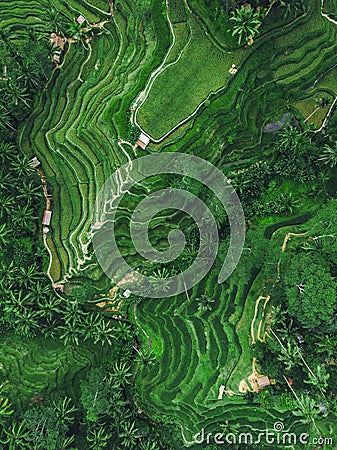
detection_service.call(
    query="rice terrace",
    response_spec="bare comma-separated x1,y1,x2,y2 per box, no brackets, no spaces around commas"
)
0,0,337,448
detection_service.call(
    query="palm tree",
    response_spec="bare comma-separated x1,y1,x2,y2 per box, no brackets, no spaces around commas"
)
59,322,80,346
278,0,305,18
87,426,112,449
67,20,88,48
276,338,301,370
42,4,66,36
134,346,156,367
0,105,15,131
30,281,52,298
0,169,13,191
14,309,40,337
0,223,12,248
0,383,13,426
92,318,116,346
81,311,104,341
4,80,31,109
11,204,36,230
319,143,337,168
63,300,86,326
11,154,35,177
109,361,132,387
196,291,215,312
118,421,140,448
53,396,77,426
0,193,15,218
0,261,16,285
17,181,43,202
139,441,160,450
0,420,31,449
0,142,16,163
277,125,308,151
115,320,133,341
59,435,75,450
229,6,262,45
278,192,299,215
16,263,41,288
148,268,172,293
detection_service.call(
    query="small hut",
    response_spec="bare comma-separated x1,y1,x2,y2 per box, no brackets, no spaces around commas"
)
136,132,150,150
42,210,52,226
257,376,270,388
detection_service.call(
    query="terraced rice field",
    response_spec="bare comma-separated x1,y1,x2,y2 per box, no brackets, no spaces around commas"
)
2,0,336,442
0,334,106,410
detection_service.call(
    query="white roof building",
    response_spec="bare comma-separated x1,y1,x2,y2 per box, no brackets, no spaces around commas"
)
137,132,150,150
30,157,40,168
42,210,52,226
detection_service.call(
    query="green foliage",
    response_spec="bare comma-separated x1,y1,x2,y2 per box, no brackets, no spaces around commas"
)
229,5,262,45
283,253,337,329
23,405,68,450
128,123,141,144
80,367,111,423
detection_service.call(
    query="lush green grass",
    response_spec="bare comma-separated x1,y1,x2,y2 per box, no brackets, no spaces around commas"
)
136,16,243,140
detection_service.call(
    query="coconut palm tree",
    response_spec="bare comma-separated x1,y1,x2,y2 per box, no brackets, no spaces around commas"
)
109,361,132,387
87,426,112,449
277,125,308,151
0,383,13,426
115,320,133,341
10,154,35,177
276,339,301,370
42,3,66,36
0,420,31,448
148,267,172,293
53,396,77,426
319,143,337,168
92,318,116,346
139,441,160,450
59,435,75,450
63,300,86,326
14,309,40,337
16,263,41,288
67,20,88,48
0,193,15,218
118,421,140,448
196,291,215,312
0,223,12,248
17,181,43,202
0,105,15,131
0,142,16,163
4,80,31,109
229,6,262,45
134,346,156,367
278,192,299,215
59,322,81,346
278,0,305,18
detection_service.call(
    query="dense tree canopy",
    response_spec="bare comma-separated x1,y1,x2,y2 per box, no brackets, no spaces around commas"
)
283,253,337,329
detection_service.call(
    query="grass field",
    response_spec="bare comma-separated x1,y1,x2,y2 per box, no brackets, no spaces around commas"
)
135,6,243,140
